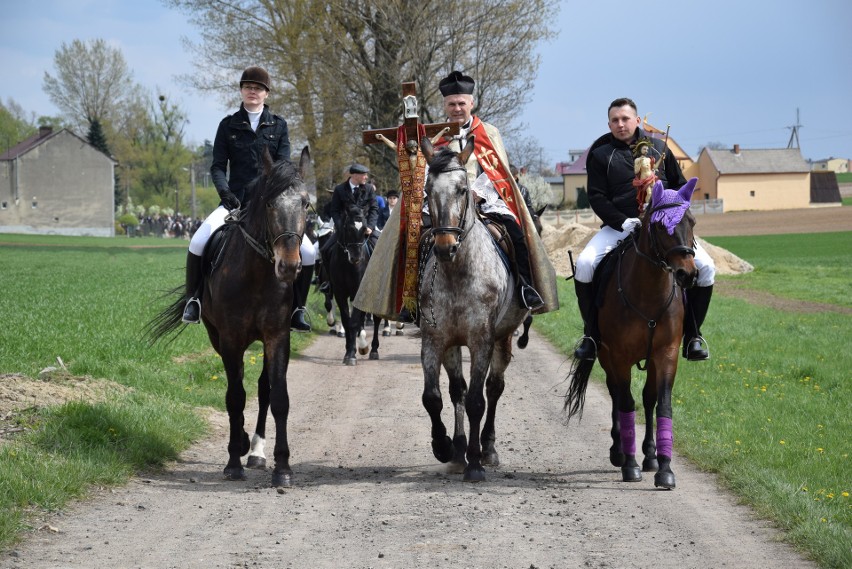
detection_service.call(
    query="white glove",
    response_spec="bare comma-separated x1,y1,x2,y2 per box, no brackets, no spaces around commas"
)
621,217,641,233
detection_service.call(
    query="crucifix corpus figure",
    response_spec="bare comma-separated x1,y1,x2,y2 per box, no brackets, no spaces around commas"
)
353,82,459,321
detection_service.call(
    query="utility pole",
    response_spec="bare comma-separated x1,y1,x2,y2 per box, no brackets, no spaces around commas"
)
787,108,802,149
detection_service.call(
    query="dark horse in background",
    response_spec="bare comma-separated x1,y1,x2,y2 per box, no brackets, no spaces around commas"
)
564,178,700,489
418,137,530,482
148,148,311,488
328,203,381,365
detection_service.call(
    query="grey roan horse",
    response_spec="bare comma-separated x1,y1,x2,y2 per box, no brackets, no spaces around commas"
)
148,148,311,488
418,137,530,482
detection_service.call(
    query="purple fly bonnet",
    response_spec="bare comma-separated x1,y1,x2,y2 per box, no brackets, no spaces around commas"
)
650,178,698,235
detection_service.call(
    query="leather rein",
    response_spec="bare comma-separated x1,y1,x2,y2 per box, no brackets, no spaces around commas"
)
617,201,694,371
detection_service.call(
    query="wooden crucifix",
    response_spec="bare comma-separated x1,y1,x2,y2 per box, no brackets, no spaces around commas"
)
360,82,459,315
362,81,459,169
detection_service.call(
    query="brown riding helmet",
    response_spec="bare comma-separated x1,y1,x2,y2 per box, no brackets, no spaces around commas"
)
240,66,271,91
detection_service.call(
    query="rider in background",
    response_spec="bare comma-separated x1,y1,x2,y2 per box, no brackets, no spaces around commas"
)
322,163,379,256
572,97,715,362
183,66,291,324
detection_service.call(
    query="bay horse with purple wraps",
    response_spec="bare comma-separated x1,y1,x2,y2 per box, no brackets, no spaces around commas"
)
564,178,699,489
148,148,311,488
418,137,530,482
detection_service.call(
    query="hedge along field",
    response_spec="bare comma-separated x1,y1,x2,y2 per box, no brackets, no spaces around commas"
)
0,234,313,549
535,230,851,569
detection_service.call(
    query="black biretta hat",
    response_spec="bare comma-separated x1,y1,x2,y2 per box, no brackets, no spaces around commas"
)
439,71,475,96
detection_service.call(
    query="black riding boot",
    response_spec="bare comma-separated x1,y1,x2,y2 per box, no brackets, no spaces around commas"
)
574,280,598,360
683,285,713,360
182,252,203,324
290,264,313,333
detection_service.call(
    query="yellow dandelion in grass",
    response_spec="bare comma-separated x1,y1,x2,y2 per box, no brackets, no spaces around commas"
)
780,440,786,445
820,518,827,523
210,375,218,381
827,493,835,499
842,492,849,498
817,448,824,453
801,487,808,493
249,356,257,365
735,440,741,445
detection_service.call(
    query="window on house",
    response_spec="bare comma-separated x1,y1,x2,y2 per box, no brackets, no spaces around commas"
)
32,198,38,208
749,191,755,197
1,201,6,210
703,193,709,200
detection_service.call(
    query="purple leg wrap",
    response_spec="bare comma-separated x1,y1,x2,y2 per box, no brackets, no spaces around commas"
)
618,410,636,455
657,416,673,459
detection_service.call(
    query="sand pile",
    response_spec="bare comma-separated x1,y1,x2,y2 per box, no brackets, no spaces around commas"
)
540,223,753,278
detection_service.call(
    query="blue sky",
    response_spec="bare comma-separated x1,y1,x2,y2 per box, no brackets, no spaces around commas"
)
2,0,851,165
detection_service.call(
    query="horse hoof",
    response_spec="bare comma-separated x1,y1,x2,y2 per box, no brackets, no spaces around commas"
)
622,466,642,482
654,470,676,489
358,347,369,356
223,465,247,481
246,456,267,469
463,465,486,482
395,329,404,336
382,330,391,337
432,436,454,463
642,457,659,472
482,451,500,467
328,329,337,335
369,352,379,360
517,336,529,349
609,446,625,467
344,357,356,366
272,470,293,488
326,314,336,327
337,331,345,338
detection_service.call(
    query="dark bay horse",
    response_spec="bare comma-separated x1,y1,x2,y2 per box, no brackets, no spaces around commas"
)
148,148,311,487
564,178,699,489
419,137,530,482
328,203,381,365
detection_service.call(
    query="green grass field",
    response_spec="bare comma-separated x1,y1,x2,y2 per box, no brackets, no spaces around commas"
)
535,231,851,569
0,232,850,567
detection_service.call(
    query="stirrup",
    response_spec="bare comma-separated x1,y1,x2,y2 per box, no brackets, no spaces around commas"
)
683,335,709,361
520,284,545,311
574,335,598,361
182,297,201,324
290,307,312,333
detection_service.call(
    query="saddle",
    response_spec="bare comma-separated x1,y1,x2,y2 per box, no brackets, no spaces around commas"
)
591,232,636,307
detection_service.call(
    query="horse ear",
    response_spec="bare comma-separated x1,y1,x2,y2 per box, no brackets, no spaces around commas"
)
459,135,475,165
262,146,274,176
536,204,547,217
420,136,434,163
651,179,664,205
678,177,698,201
298,146,311,179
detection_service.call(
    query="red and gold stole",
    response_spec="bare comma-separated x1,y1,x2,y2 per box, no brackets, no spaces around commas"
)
438,116,520,222
394,123,427,313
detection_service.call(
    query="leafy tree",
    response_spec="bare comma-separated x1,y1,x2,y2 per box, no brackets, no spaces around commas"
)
0,98,37,153
168,0,558,192
42,38,136,134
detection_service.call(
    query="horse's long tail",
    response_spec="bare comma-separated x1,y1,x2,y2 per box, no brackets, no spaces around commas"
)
563,356,594,422
144,285,188,345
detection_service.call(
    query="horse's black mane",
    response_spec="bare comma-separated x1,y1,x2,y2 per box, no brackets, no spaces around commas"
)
427,148,460,175
244,159,301,224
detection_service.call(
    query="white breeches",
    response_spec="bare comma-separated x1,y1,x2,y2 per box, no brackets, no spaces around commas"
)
188,206,229,256
575,225,715,287
190,206,318,266
301,233,317,266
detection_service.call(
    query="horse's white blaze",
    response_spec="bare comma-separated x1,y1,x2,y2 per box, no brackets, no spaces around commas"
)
248,433,266,459
354,221,363,231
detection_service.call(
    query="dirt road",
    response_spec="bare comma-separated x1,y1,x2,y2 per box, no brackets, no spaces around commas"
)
5,330,815,569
